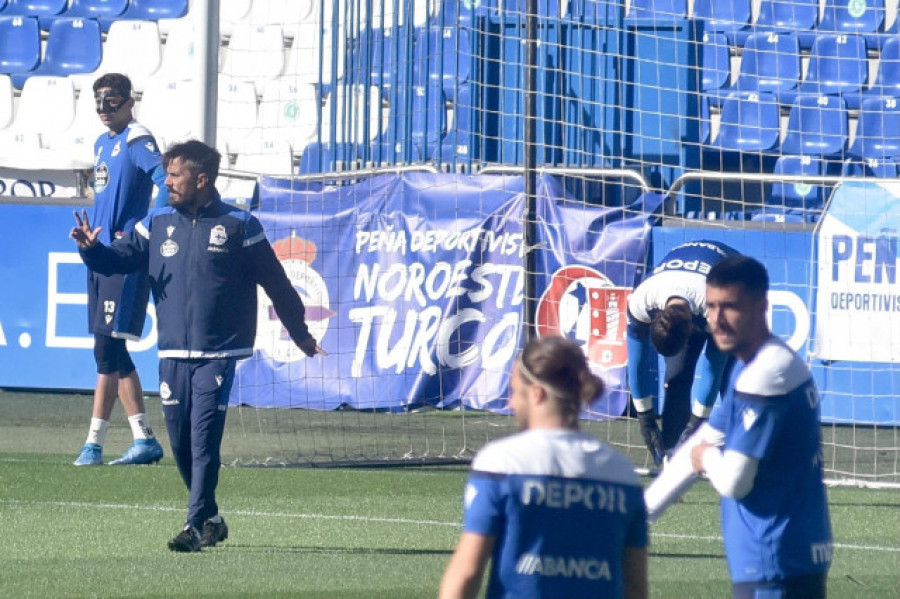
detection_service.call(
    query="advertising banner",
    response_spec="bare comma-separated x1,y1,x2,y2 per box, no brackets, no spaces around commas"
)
233,174,658,418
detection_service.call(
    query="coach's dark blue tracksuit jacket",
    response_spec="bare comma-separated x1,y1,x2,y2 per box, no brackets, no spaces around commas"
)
81,189,314,528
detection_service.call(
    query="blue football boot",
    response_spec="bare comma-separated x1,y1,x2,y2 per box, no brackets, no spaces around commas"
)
73,443,103,466
109,438,164,465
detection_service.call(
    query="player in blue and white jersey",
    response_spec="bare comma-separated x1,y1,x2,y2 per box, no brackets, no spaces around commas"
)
626,239,739,466
439,336,648,599
73,73,170,467
690,255,832,599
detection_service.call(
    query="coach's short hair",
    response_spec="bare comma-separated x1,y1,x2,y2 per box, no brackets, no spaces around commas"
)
163,140,221,184
707,255,769,301
650,302,693,357
92,73,132,98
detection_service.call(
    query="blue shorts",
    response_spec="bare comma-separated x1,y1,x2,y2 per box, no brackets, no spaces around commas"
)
93,334,136,377
87,269,151,340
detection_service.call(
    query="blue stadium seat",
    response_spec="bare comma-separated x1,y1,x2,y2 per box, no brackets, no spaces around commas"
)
298,141,360,174
627,0,687,20
1,0,66,21
0,0,6,11
780,94,849,157
701,33,730,94
63,0,128,20
414,26,472,93
0,16,40,85
843,36,900,109
709,31,800,109
777,34,868,105
98,0,188,30
692,0,751,43
10,18,102,88
841,157,900,178
411,83,447,160
730,0,818,47
437,83,477,165
706,91,781,154
847,95,900,159
802,0,888,50
435,0,499,25
503,0,565,18
768,155,829,209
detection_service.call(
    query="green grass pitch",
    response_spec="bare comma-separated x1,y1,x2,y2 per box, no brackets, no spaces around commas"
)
0,390,897,598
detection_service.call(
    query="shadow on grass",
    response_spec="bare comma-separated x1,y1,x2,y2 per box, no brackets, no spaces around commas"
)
212,544,454,556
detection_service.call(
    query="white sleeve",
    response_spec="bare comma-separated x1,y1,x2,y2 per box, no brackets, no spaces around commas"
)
643,423,722,523
700,448,758,499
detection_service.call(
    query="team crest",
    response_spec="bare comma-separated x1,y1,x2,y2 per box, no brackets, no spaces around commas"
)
111,141,121,157
536,265,631,370
255,233,335,362
160,239,178,257
209,225,228,246
742,407,758,430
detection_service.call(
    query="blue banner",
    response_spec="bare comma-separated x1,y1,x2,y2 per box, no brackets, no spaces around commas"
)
233,174,658,418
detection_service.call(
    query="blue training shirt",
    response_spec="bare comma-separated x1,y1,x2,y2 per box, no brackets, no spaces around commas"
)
463,428,648,599
708,336,833,583
92,120,167,244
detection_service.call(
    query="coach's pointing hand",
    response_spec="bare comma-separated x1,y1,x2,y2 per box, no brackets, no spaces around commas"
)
298,336,328,358
70,210,103,250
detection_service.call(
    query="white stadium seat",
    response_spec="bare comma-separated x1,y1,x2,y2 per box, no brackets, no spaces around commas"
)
219,23,285,83
0,75,14,130
217,75,259,155
137,78,195,150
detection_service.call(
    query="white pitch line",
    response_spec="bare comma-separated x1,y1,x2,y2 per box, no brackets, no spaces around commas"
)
2,498,899,553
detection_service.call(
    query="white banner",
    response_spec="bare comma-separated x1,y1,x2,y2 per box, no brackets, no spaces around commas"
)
815,181,900,363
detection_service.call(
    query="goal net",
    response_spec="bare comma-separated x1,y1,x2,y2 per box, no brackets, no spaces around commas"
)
204,0,900,485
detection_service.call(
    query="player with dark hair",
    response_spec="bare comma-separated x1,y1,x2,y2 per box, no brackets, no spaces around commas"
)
626,240,739,466
646,255,833,599
73,73,168,467
439,336,648,599
70,139,326,552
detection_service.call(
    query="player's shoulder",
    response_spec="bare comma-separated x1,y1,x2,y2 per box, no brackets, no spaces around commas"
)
472,430,640,486
735,336,811,397
125,122,160,149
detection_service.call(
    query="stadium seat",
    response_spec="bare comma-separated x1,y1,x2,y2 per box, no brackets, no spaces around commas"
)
42,84,104,167
219,0,252,38
284,22,344,85
843,36,900,110
411,83,447,160
701,33,730,94
136,78,194,149
0,74,13,129
705,91,781,154
347,27,401,90
251,78,319,155
297,141,360,174
435,83,476,165
709,32,800,109
0,129,44,168
0,16,41,85
155,17,196,82
247,0,316,40
692,0,752,44
220,23,286,83
847,95,900,159
803,0,888,49
216,76,258,156
320,84,384,145
777,34,868,106
414,26,472,92
627,0,687,20
729,0,818,47
71,19,162,92
11,18,102,89
768,155,829,209
841,156,900,178
502,0,565,18
62,0,129,20
97,0,188,31
1,0,66,22
16,75,75,134
780,94,849,157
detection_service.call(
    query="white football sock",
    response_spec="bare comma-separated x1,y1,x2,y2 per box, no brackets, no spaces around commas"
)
86,418,109,446
128,413,155,440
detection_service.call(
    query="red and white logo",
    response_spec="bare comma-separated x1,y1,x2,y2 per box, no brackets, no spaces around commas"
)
536,265,631,370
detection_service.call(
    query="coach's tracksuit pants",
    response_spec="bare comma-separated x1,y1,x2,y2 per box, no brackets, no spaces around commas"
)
160,357,236,531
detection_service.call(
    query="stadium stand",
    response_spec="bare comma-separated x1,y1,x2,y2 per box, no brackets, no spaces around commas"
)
801,0,889,49
220,22,286,83
700,33,730,96
777,33,869,105
848,95,900,160
58,0,129,21
708,31,801,109
218,0,252,38
155,16,196,82
42,83,105,167
0,0,66,21
768,154,830,209
692,0,753,45
70,19,162,93
216,75,259,157
414,26,472,92
702,91,782,166
0,74,12,129
626,0,687,20
97,0,188,31
780,94,850,158
136,77,193,150
729,0,819,47
843,36,900,109
841,156,900,177
0,15,41,86
10,18,102,89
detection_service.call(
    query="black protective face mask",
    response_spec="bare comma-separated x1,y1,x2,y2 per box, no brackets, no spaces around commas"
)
95,90,127,115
